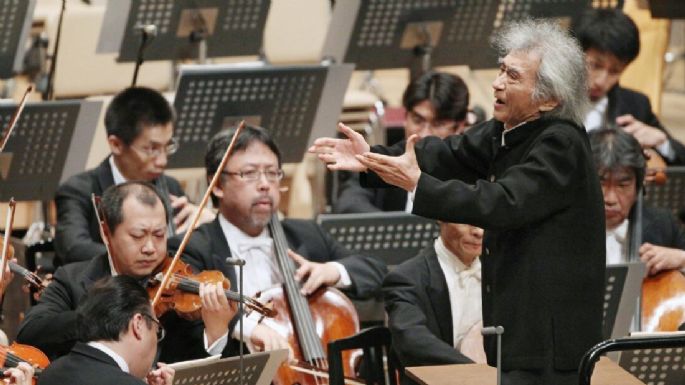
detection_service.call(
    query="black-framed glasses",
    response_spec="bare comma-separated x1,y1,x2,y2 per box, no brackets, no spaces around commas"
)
142,313,166,341
130,137,180,158
222,169,284,182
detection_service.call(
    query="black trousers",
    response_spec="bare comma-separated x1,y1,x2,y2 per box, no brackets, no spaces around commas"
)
502,368,577,385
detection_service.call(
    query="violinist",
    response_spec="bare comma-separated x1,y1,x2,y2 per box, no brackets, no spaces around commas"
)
572,8,685,164
17,181,235,363
54,87,214,265
169,126,387,356
590,128,685,274
38,276,174,385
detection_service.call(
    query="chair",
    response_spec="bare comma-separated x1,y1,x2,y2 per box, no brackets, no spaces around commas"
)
328,326,398,385
578,334,685,385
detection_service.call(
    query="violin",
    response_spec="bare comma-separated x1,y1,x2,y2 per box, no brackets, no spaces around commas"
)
146,257,275,321
0,342,49,383
0,236,48,295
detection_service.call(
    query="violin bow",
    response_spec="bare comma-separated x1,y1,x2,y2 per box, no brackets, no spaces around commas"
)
0,199,16,282
91,194,117,272
0,86,33,153
151,121,246,307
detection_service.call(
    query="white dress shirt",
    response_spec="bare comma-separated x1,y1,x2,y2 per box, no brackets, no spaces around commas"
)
606,219,629,265
434,237,482,349
87,342,129,373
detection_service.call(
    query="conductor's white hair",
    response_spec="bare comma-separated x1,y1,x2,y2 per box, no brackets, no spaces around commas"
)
492,19,590,126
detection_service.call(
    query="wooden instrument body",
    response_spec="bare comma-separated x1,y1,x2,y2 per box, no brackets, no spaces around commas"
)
641,270,685,331
260,285,359,385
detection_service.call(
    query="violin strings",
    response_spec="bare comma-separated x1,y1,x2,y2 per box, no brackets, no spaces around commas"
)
164,274,268,314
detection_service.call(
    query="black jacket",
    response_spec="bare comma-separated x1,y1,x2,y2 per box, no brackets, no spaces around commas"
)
365,117,606,372
383,246,473,384
607,85,685,165
54,157,184,264
16,254,208,363
37,342,145,385
334,172,408,213
642,206,685,249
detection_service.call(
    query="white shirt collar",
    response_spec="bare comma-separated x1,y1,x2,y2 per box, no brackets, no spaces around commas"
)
606,218,629,265
109,156,127,185
584,96,609,132
217,214,271,251
434,237,480,276
501,121,528,146
87,341,130,373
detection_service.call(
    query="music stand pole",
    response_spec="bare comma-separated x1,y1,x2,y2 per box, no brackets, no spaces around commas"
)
482,326,504,385
132,25,157,87
226,257,246,385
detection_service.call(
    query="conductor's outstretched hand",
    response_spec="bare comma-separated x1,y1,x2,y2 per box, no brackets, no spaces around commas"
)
308,123,370,172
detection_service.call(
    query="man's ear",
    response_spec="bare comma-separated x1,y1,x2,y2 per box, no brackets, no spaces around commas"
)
130,314,145,341
539,99,559,112
108,135,125,156
212,181,225,200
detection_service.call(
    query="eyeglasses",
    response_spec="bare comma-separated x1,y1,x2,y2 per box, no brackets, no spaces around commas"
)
222,169,284,182
142,313,166,341
407,110,457,132
129,137,179,158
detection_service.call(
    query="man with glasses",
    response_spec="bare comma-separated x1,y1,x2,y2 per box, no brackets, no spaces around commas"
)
170,126,387,355
334,71,470,213
38,276,175,385
55,86,214,265
19,182,235,364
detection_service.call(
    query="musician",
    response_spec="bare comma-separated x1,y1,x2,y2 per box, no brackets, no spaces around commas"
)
384,222,485,384
54,86,214,265
572,8,685,164
17,181,235,363
310,20,605,385
1,363,34,385
590,128,685,273
170,125,388,355
38,276,174,385
334,71,470,214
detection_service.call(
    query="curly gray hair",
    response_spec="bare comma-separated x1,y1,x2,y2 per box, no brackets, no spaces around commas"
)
492,19,590,126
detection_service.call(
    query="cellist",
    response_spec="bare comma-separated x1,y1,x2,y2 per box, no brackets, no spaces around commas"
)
16,181,235,363
170,126,387,356
589,128,685,274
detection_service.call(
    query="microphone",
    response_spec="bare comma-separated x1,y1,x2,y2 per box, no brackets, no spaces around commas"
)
225,257,246,266
481,326,504,335
134,24,158,37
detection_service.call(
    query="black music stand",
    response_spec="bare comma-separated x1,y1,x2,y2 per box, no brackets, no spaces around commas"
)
604,262,645,340
618,335,685,385
648,0,685,19
321,0,590,71
0,0,36,79
168,62,354,167
317,211,439,267
97,0,272,62
169,349,288,385
0,100,102,201
644,167,685,227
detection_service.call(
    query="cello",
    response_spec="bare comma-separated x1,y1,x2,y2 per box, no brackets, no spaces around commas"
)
637,151,685,331
260,213,359,385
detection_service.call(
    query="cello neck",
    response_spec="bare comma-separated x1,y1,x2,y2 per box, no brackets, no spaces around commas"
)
268,213,326,362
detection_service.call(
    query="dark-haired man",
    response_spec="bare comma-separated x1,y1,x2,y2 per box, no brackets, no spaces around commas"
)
334,71,470,213
55,86,214,265
171,125,387,355
18,182,234,363
590,128,685,278
573,8,685,164
38,276,174,385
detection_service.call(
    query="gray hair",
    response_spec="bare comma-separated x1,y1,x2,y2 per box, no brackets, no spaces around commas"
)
492,19,590,126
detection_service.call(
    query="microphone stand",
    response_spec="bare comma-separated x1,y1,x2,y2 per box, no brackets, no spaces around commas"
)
481,325,504,385
226,257,246,385
43,0,65,101
132,25,157,87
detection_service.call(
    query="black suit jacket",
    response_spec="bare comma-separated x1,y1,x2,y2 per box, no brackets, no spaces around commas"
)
607,85,685,165
54,157,184,265
365,117,606,372
642,206,685,249
16,254,208,363
383,246,472,384
334,172,408,213
169,217,388,355
37,342,145,385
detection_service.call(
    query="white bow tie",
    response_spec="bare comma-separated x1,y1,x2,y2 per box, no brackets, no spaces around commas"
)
457,265,481,287
237,238,273,255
